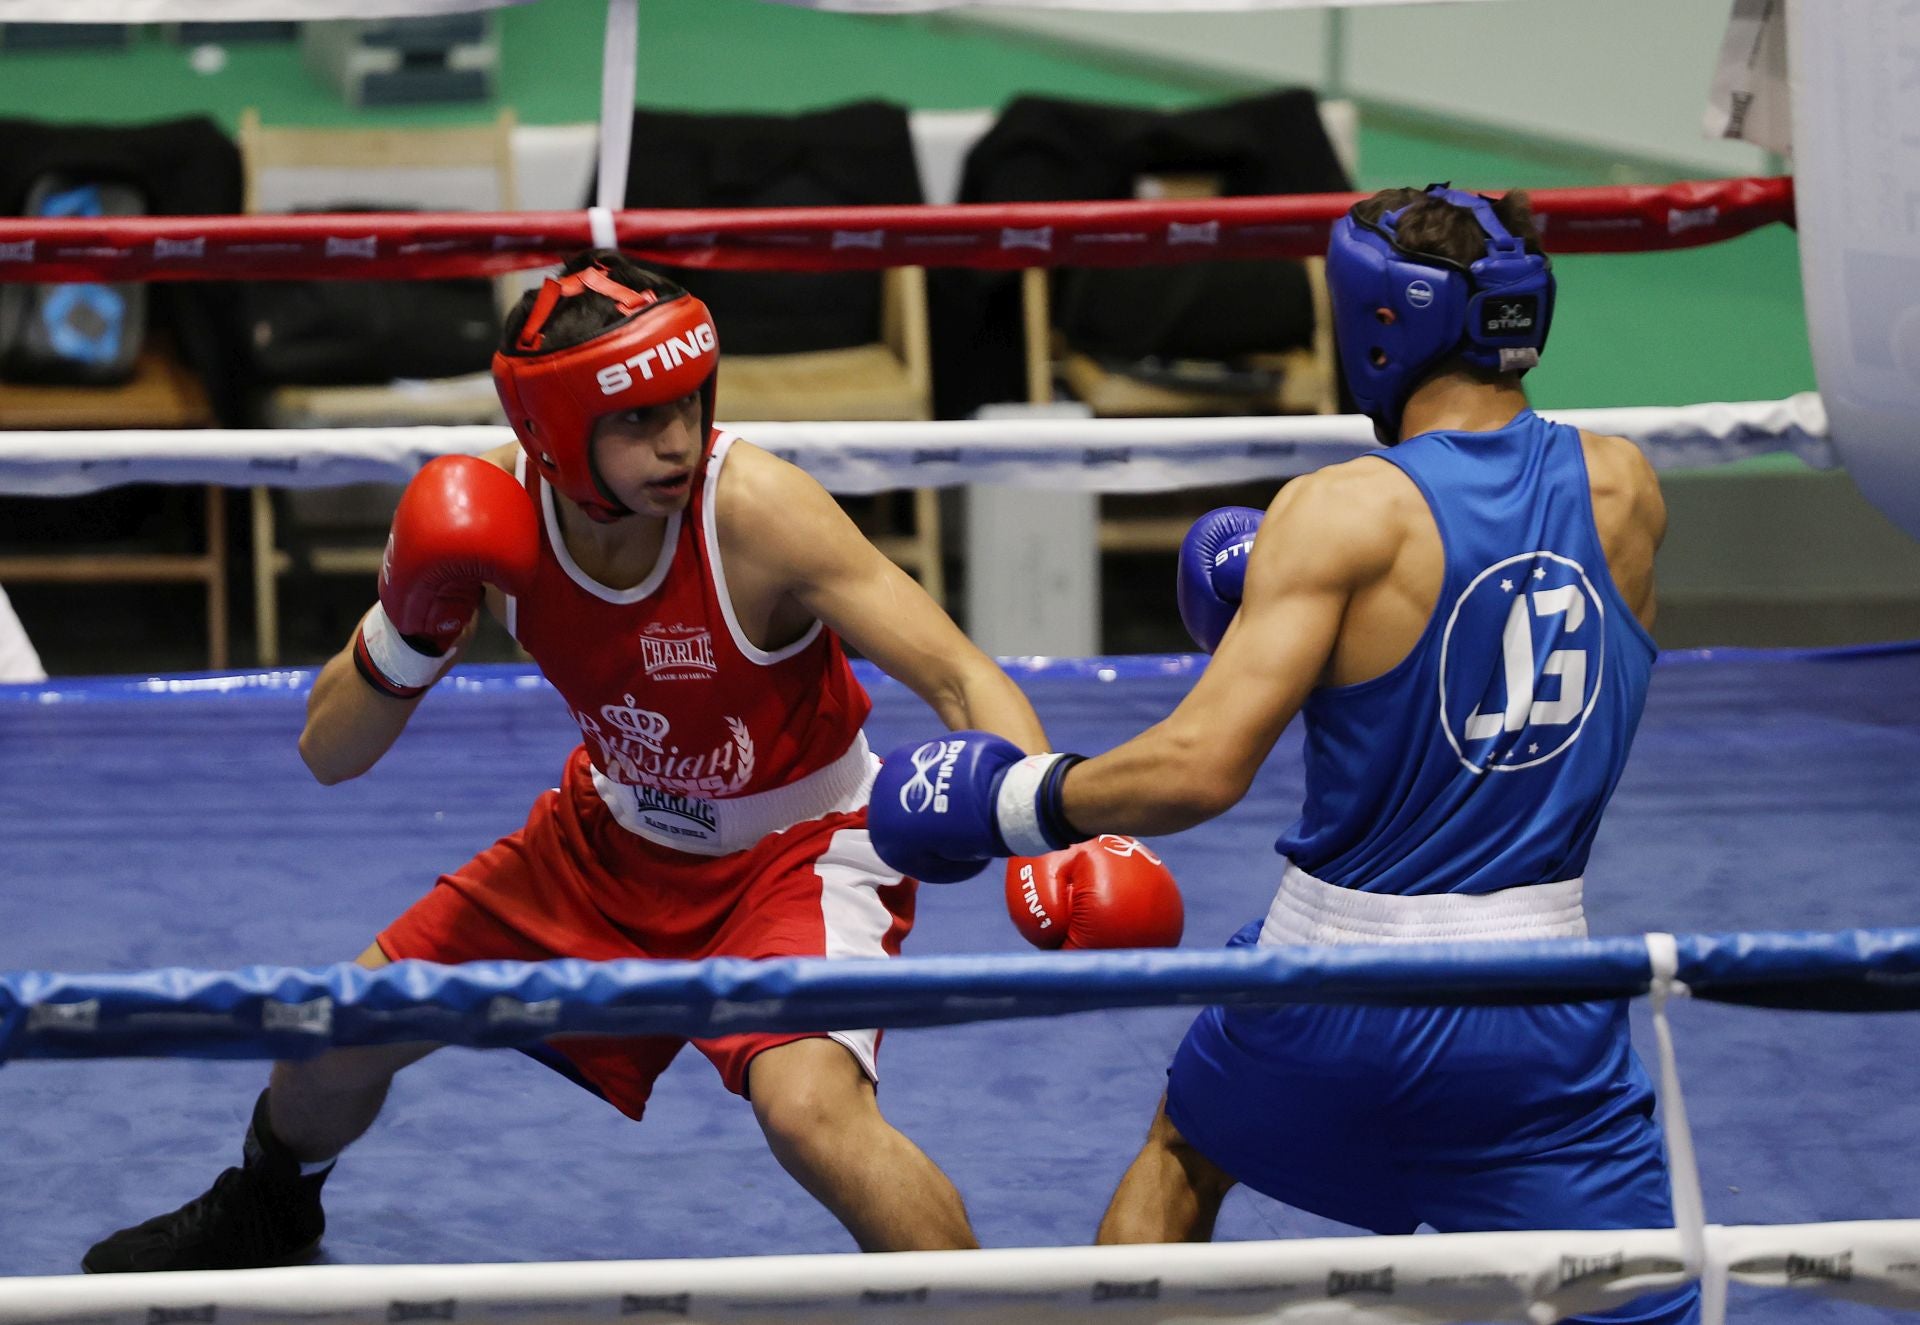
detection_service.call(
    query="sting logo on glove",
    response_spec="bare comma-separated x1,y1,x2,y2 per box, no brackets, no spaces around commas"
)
1005,836,1184,949
869,732,1086,885
897,739,965,814
1095,834,1162,864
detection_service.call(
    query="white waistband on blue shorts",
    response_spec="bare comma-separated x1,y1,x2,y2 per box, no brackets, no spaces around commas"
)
1258,862,1587,947
592,732,876,857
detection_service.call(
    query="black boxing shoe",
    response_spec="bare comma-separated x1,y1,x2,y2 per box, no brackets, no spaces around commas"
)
82,1090,331,1273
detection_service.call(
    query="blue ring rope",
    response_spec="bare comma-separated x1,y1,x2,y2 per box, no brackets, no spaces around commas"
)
4,642,1917,706
2,928,1915,1064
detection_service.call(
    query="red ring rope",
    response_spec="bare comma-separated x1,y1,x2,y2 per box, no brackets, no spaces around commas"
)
0,177,1792,283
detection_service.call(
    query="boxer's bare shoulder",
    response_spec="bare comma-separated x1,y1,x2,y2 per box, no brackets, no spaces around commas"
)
1257,458,1432,597
1578,430,1664,626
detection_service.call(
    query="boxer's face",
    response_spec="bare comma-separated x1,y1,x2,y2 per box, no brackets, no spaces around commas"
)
589,392,703,517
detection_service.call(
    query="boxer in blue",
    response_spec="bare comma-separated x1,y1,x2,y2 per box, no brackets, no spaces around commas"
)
868,185,1698,1323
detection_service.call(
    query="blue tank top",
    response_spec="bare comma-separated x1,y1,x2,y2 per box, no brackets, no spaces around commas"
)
1274,411,1657,896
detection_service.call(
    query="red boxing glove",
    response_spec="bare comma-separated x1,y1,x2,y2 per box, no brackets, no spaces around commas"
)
354,456,539,699
1005,835,1184,950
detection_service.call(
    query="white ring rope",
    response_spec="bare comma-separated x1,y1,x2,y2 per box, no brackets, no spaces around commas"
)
0,395,1832,497
0,1222,1915,1324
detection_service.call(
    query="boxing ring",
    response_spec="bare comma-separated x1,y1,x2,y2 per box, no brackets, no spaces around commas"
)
2,646,1919,1323
2,205,1917,1325
5,0,1920,1319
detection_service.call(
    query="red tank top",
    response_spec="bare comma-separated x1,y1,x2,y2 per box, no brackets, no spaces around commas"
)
508,431,874,854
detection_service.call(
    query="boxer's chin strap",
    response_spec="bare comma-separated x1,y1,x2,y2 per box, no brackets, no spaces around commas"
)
994,754,1087,858
1644,932,1717,1319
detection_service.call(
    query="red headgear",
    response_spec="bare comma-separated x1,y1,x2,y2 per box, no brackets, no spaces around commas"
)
492,264,719,522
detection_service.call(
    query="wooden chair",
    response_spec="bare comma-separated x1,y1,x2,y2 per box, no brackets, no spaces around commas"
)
0,334,228,668
1020,171,1339,556
237,107,517,664
240,105,517,221
714,264,942,604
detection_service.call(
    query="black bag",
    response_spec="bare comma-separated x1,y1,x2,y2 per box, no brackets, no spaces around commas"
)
0,116,246,420
939,90,1352,417
243,275,500,387
1053,260,1316,365
0,173,148,385
613,101,924,355
241,203,499,386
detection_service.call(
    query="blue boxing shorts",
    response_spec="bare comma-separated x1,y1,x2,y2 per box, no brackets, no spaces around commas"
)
1166,920,1699,1325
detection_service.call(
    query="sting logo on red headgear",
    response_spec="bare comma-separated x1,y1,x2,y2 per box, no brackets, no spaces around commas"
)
491,263,719,522
593,320,718,396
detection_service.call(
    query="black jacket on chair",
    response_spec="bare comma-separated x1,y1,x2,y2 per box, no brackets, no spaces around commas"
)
936,89,1352,418
611,101,924,356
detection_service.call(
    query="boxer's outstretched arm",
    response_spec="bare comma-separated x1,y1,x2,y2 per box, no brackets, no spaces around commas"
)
1062,466,1397,836
724,443,1046,752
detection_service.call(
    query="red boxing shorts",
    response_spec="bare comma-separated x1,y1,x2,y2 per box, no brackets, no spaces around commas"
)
379,745,915,1119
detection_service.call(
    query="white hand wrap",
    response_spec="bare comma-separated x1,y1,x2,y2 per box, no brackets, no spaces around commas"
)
994,753,1073,858
355,602,451,695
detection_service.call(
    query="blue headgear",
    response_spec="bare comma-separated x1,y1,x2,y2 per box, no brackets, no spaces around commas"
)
1326,184,1555,443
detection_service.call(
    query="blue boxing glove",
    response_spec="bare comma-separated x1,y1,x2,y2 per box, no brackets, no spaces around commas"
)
869,732,1086,883
1176,506,1264,653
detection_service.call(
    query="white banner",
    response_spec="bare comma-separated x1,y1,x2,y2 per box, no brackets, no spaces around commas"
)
0,0,530,19
1704,0,1791,156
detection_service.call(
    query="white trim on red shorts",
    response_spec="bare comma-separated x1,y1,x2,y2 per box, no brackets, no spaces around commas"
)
813,825,906,1083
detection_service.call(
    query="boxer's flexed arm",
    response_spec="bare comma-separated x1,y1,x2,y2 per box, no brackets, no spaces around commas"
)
717,442,1045,752
864,464,1407,882
300,451,537,785
1062,468,1398,835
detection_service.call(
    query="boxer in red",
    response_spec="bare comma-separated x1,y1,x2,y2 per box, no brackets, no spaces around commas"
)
84,251,1181,1272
